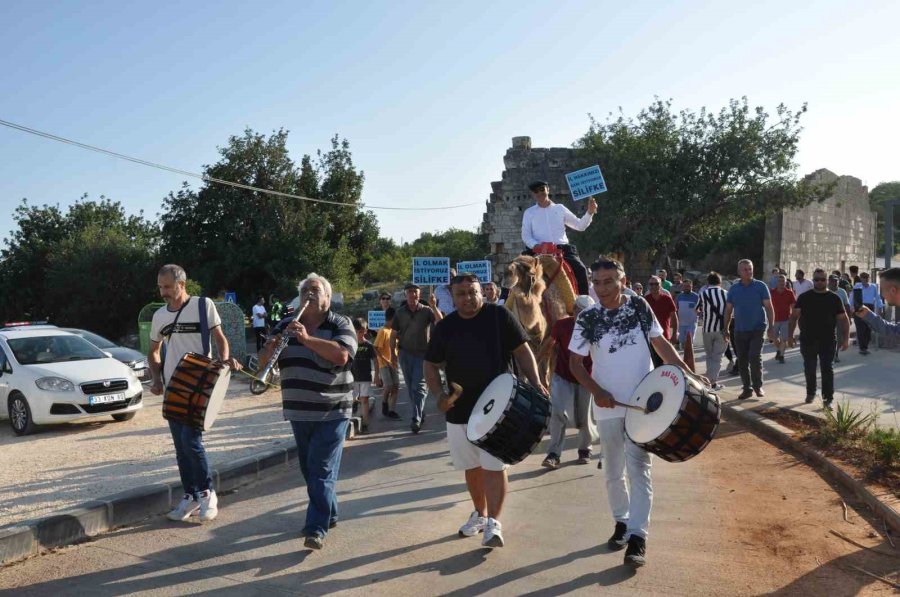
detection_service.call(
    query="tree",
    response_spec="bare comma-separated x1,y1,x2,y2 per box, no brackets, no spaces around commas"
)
574,98,832,268
360,228,489,285
159,129,379,304
0,197,159,339
870,181,900,257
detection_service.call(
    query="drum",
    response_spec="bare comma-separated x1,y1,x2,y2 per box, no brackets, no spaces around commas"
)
163,352,231,431
466,373,551,465
625,365,720,463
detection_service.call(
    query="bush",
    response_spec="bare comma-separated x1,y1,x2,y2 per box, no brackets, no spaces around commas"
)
821,401,876,442
865,428,900,467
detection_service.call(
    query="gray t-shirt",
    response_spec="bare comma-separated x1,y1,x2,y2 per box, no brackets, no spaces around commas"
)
150,297,222,384
391,302,435,356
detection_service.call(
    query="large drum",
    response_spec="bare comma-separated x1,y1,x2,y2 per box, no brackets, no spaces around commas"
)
466,373,550,465
625,365,720,463
163,352,231,431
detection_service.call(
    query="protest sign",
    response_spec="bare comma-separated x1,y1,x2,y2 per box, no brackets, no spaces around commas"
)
412,257,450,286
565,165,607,201
455,260,492,284
367,310,386,330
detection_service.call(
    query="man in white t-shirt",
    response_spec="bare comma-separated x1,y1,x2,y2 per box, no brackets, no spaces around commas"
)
521,180,598,295
252,296,268,351
148,264,242,524
568,257,706,569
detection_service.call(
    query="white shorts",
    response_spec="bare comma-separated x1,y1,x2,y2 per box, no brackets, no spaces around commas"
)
353,381,371,399
446,423,508,472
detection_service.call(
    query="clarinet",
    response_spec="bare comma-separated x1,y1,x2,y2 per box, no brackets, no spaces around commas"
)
257,298,312,385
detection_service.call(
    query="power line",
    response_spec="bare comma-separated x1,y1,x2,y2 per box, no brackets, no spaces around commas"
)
0,118,483,212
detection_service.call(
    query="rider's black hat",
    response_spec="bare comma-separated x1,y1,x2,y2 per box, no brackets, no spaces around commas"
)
527,180,549,192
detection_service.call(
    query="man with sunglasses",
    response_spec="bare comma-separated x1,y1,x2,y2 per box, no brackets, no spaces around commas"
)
788,269,850,406
568,259,705,568
424,273,545,549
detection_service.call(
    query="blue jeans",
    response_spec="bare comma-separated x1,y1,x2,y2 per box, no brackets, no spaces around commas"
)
399,350,428,425
168,420,213,498
290,418,349,538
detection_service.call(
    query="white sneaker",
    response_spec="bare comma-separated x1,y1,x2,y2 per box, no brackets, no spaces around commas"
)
458,511,487,537
482,517,504,548
198,489,218,522
167,494,200,521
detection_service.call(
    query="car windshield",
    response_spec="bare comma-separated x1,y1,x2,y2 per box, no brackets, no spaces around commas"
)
7,335,108,365
63,328,117,349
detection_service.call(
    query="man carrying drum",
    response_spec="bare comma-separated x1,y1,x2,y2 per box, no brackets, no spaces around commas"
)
148,264,242,523
568,258,705,568
424,273,546,549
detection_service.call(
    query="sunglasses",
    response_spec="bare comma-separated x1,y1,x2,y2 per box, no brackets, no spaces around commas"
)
813,278,827,282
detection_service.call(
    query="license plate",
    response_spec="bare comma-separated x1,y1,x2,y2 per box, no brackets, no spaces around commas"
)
89,393,126,405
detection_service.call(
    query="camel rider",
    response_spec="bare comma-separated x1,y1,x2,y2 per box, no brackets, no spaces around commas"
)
521,180,598,295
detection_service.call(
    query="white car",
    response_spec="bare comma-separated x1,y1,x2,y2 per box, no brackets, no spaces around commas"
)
0,329,143,435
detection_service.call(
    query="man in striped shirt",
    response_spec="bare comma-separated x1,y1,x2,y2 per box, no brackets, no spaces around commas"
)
261,273,357,551
698,272,728,390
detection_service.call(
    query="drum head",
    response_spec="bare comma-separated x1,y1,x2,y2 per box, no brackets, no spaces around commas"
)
625,365,686,444
466,374,515,442
202,367,231,431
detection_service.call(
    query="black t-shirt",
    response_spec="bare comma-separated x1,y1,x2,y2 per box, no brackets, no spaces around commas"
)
796,290,845,342
424,304,529,424
351,340,375,382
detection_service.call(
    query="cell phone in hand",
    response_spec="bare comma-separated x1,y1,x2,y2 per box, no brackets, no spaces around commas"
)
853,288,864,312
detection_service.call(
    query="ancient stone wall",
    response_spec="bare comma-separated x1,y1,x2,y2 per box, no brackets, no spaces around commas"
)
763,169,876,277
481,137,589,278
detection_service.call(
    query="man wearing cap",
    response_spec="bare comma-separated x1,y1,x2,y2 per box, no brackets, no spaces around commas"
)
538,294,597,469
521,180,597,295
392,283,443,433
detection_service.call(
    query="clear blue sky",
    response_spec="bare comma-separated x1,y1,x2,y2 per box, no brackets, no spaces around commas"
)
1,0,897,246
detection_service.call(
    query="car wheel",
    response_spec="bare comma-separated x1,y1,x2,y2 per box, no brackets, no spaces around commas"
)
8,393,36,436
112,412,137,422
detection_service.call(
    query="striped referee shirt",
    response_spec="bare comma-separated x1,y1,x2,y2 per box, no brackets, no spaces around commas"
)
274,310,358,422
699,286,728,333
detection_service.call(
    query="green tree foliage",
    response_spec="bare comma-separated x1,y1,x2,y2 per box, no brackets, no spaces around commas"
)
361,228,489,285
0,197,159,338
870,181,900,256
158,129,379,302
575,98,831,267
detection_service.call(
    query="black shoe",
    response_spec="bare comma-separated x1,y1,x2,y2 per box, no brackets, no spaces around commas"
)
329,519,338,529
607,521,628,550
411,423,421,434
381,402,389,416
576,449,592,464
624,535,646,567
387,411,401,419
754,388,765,398
304,534,324,550
805,395,815,404
860,350,870,356
738,389,753,400
824,397,834,407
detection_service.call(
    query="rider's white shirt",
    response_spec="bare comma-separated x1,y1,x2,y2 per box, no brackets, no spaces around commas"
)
521,202,593,248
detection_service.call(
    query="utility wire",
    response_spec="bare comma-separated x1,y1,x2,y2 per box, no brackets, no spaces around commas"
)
0,118,483,211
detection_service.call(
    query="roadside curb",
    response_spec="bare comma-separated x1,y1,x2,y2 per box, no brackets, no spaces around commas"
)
0,441,302,567
722,401,900,535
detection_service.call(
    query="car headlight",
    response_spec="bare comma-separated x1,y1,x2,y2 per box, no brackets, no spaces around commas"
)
36,377,76,391
129,359,148,370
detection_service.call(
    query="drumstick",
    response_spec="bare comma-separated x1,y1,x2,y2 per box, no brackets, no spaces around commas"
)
438,382,463,413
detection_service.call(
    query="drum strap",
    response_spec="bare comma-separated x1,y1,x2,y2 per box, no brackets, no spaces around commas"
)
630,296,656,356
161,299,191,377
199,297,210,356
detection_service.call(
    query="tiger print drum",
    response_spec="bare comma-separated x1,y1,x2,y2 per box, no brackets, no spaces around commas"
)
162,352,231,431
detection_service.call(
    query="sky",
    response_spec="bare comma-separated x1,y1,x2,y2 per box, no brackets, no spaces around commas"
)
1,0,898,246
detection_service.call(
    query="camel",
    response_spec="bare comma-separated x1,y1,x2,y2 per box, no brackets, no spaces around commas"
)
503,255,577,384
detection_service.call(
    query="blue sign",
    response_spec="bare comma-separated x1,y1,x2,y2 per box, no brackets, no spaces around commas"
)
412,257,450,286
456,260,492,284
224,292,238,304
565,165,607,201
367,310,386,330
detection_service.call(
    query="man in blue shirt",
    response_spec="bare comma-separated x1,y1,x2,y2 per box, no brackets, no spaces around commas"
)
723,259,775,400
851,271,884,355
856,267,900,341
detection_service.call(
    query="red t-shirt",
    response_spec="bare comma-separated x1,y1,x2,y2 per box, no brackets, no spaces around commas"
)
645,293,677,340
770,288,796,322
552,317,591,383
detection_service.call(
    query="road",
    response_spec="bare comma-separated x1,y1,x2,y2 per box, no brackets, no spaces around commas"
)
0,412,895,595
